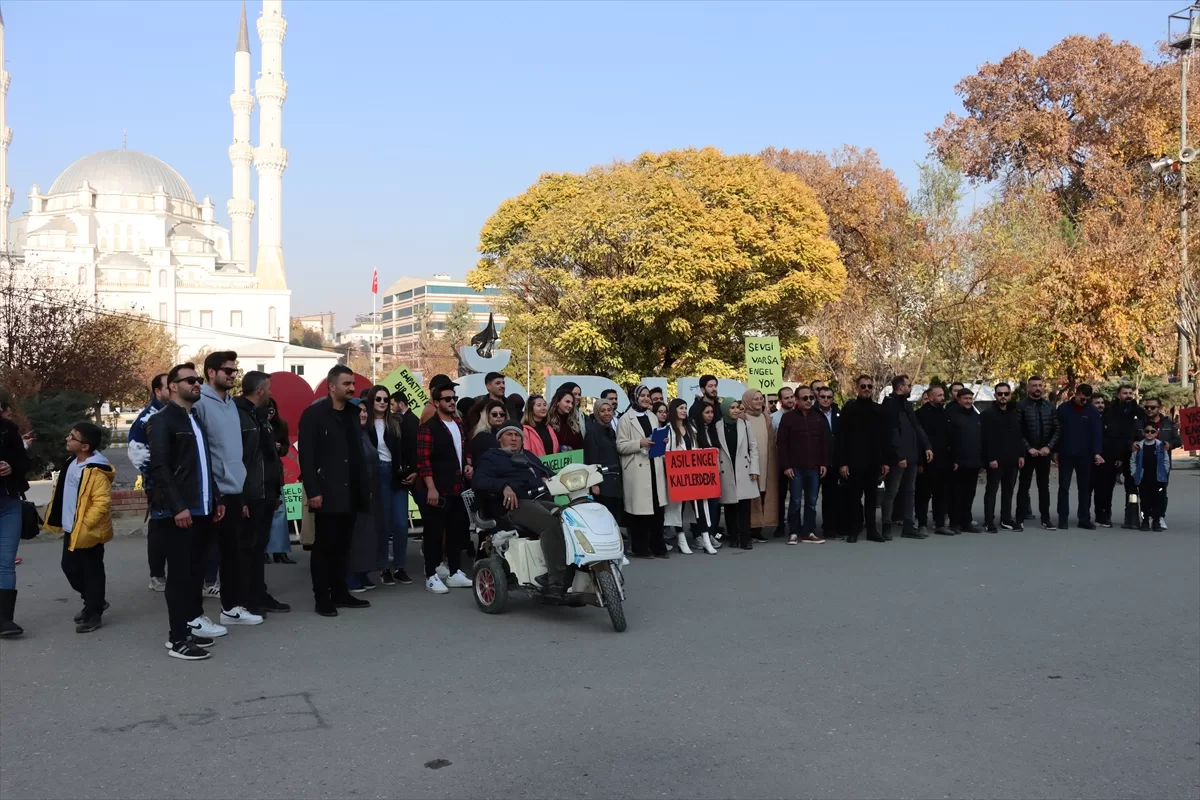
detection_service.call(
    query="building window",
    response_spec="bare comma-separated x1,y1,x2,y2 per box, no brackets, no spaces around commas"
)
200,310,213,328
77,266,86,284
159,270,167,288
382,310,393,321
383,294,393,305
413,287,425,296
396,307,413,318
268,307,277,336
178,310,191,326
159,302,168,321
289,364,305,376
256,363,266,372
230,310,243,328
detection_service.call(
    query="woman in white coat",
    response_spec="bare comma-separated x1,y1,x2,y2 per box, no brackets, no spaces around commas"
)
617,384,669,558
663,399,716,554
717,398,761,550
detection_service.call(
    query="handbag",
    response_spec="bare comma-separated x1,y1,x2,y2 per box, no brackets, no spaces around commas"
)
20,495,42,540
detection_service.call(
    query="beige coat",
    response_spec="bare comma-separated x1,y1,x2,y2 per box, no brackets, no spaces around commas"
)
616,410,667,516
717,417,761,503
744,410,779,528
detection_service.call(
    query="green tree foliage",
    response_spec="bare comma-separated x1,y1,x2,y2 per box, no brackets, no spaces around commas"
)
470,147,845,383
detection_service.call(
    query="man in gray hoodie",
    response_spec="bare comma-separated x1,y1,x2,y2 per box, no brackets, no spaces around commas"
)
194,351,262,627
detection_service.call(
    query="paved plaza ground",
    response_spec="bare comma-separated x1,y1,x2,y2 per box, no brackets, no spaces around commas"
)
2,471,1198,800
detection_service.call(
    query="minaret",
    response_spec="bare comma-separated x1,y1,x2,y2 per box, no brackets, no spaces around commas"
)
253,0,287,290
226,2,255,270
0,4,13,253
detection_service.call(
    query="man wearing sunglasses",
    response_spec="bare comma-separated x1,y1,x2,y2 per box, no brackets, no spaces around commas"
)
880,375,932,540
1107,385,1148,530
415,379,474,594
834,375,890,543
194,351,262,628
981,382,1024,532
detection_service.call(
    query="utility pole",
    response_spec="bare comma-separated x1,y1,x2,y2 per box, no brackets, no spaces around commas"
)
1170,5,1200,389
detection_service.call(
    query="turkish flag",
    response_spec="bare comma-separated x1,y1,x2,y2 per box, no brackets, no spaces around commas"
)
371,268,379,295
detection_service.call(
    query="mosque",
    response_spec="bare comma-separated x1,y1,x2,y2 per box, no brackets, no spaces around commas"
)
0,1,337,384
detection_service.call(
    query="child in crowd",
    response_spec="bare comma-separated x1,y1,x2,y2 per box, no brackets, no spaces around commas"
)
43,422,115,632
1132,422,1171,532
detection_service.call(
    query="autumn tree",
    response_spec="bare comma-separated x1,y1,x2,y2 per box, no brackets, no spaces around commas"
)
470,147,845,383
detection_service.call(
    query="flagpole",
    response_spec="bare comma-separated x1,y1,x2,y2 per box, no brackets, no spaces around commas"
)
371,267,377,384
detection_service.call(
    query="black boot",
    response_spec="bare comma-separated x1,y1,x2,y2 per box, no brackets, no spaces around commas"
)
1121,507,1139,530
0,589,23,638
881,523,893,542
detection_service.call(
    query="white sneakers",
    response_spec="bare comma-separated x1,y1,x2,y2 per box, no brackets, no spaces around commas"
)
202,582,221,598
435,563,450,582
425,575,449,594
188,615,228,638
220,606,264,626
444,570,472,588
148,577,166,592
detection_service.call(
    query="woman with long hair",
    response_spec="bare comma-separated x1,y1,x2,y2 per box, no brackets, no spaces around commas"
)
616,384,668,558
265,400,296,563
522,394,559,457
347,400,384,594
718,398,761,549
548,385,584,452
470,399,509,464
363,385,413,586
652,401,669,428
663,399,715,554
741,389,778,542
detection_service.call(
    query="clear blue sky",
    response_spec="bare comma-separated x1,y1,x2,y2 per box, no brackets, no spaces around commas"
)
3,0,1175,328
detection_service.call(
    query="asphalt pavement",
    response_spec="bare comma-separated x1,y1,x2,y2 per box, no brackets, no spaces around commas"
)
1,471,1198,800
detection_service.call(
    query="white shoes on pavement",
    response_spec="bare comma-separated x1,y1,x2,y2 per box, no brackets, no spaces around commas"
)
425,575,449,594
220,606,264,626
435,563,450,582
188,615,227,638
444,570,472,588
148,577,166,592
675,533,693,555
698,533,718,554
202,582,221,598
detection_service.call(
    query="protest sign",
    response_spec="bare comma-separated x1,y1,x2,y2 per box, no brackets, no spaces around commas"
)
744,337,783,394
540,449,584,474
282,483,304,521
665,447,721,503
1180,406,1200,451
381,365,430,409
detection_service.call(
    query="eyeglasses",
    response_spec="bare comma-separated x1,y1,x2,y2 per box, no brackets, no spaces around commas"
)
217,367,239,377
797,395,814,402
176,376,203,386
1145,405,1160,411
438,395,457,403
859,384,873,391
374,396,389,404
66,433,83,443
995,392,1011,397
1144,428,1159,435
489,410,507,418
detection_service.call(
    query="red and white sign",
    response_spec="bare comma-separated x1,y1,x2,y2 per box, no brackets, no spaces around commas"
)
371,268,379,295
665,448,722,503
1180,406,1200,451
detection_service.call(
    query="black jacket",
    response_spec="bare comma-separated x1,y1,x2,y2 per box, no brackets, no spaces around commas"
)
947,403,984,470
1108,401,1147,453
916,403,951,466
147,401,222,516
298,398,368,514
473,447,552,498
0,417,30,499
689,396,722,426
1018,397,1060,451
835,398,888,473
883,394,929,465
1099,411,1128,463
366,417,413,489
981,403,1024,467
234,396,278,503
583,416,622,498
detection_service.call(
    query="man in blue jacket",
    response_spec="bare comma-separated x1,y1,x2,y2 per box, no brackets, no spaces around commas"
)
1054,384,1104,531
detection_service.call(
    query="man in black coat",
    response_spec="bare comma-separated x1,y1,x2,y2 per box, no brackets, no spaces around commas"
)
980,382,1025,532
880,375,932,540
834,375,891,543
814,385,842,537
915,385,952,535
1016,376,1061,529
947,388,984,534
415,379,474,594
235,371,289,614
1108,384,1147,529
298,365,369,617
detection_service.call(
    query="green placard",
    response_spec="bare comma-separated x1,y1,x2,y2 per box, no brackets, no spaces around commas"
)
282,483,304,521
381,365,430,409
539,449,584,474
744,336,783,393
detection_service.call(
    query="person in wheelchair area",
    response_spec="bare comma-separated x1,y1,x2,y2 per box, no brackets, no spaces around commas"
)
472,421,568,599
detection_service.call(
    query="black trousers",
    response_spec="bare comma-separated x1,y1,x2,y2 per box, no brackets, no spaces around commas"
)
1121,457,1140,523
629,506,667,556
246,499,275,606
421,498,469,578
1138,477,1166,521
916,462,949,529
162,514,214,643
1017,454,1052,522
1057,455,1094,524
61,537,106,617
820,469,842,534
722,499,752,547
951,467,981,529
983,465,1019,525
1092,462,1117,524
311,511,355,601
843,475,879,536
147,518,167,579
776,470,791,535
217,500,255,612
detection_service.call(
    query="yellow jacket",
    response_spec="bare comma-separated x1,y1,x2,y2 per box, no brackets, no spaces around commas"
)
43,455,116,551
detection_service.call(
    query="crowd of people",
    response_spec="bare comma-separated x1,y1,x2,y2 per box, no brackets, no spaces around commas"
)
0,361,1184,657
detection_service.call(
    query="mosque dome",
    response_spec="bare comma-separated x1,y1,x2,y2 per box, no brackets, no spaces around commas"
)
48,149,196,202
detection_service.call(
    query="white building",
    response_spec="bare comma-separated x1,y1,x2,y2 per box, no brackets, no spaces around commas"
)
335,313,382,347
0,2,337,388
380,275,506,368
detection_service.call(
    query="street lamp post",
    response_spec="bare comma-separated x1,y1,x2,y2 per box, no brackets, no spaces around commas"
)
1169,4,1200,389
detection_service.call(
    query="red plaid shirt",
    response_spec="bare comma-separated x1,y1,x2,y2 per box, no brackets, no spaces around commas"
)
416,415,470,496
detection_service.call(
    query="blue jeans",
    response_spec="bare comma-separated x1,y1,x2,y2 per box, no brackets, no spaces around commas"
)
0,496,21,590
267,502,291,553
378,473,410,570
787,469,821,536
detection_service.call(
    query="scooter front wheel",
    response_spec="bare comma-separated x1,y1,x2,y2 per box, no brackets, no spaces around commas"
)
473,557,509,614
595,568,627,632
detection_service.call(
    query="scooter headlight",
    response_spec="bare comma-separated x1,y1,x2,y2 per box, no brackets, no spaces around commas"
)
559,467,589,493
572,529,595,554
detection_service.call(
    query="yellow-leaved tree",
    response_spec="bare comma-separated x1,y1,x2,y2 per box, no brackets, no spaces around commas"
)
469,147,845,384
